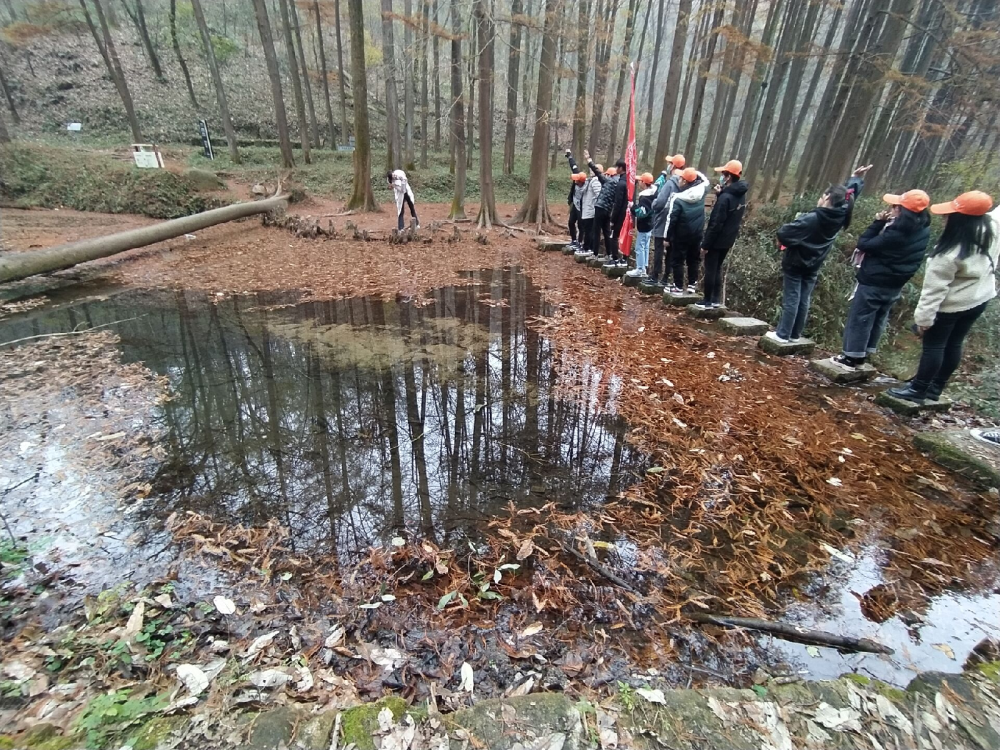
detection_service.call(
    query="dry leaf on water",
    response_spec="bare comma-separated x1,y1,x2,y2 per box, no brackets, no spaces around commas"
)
520,622,543,638
932,643,956,660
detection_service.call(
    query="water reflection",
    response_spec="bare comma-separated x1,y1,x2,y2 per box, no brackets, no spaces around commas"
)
2,269,642,558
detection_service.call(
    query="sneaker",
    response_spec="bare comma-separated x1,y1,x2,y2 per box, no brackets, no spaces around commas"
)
686,285,697,294
833,354,865,370
668,285,684,295
765,331,790,344
617,259,628,267
710,302,722,309
970,428,1000,447
625,268,642,277
694,301,710,309
887,385,926,404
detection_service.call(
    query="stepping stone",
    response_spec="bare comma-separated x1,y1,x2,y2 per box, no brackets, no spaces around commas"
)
913,430,1000,489
875,390,952,417
686,304,728,320
536,239,570,251
718,317,769,336
758,335,816,356
639,280,664,295
574,251,594,263
810,357,877,384
662,291,702,307
603,264,628,278
623,273,642,287
562,245,577,255
587,255,608,268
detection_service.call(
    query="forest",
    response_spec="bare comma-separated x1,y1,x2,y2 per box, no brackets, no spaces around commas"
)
0,0,998,224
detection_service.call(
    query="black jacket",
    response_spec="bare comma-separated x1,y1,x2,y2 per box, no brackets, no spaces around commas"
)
664,177,708,245
612,176,630,230
778,176,864,273
630,185,658,234
702,180,749,250
588,160,618,214
855,216,931,288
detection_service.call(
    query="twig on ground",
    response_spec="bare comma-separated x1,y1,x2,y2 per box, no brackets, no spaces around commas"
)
555,533,642,596
688,613,894,655
0,317,144,348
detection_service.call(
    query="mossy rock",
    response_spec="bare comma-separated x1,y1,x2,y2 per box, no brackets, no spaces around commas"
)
246,706,303,750
913,431,1000,488
128,716,189,750
842,673,871,686
975,660,1000,683
0,736,14,750
450,693,582,749
340,697,408,750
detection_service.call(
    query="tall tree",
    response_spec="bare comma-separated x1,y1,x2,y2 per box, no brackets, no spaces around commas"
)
169,0,198,108
346,0,378,209
682,0,726,161
404,0,415,167
382,0,403,170
279,0,312,163
732,0,783,158
503,0,524,174
571,0,591,156
622,0,650,158
448,0,467,218
334,0,350,143
653,0,690,167
640,0,665,162
0,60,20,124
191,0,241,163
121,0,164,81
705,0,756,166
313,0,337,148
85,0,142,142
420,0,430,166
0,103,10,143
251,0,295,168
475,0,499,227
513,0,562,225
605,0,639,164
587,0,618,156
289,0,321,148
433,0,442,150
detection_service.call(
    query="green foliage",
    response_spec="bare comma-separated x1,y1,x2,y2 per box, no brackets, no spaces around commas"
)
0,143,212,219
616,681,636,711
210,34,241,64
74,689,168,749
0,539,28,568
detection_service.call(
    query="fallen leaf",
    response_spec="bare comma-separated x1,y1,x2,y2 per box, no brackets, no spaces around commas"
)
636,687,666,705
391,536,405,547
175,664,209,697
381,594,396,603
359,602,383,610
123,600,145,641
249,669,290,688
243,631,279,659
932,643,956,660
458,662,474,693
213,596,236,616
369,646,406,671
520,622,543,638
324,626,346,649
826,477,843,487
820,542,854,564
806,646,821,658
516,539,535,560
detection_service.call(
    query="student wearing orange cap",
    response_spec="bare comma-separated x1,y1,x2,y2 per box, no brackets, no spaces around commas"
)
663,167,709,294
626,173,658,279
887,191,999,403
584,149,622,262
648,154,687,287
833,189,932,369
565,150,588,249
697,160,748,308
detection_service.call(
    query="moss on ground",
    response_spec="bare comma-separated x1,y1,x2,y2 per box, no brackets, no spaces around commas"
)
128,716,189,750
977,661,1000,683
913,432,1000,488
340,697,408,750
843,673,871,686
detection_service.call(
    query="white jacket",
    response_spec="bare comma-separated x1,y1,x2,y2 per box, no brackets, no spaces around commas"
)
390,169,415,214
660,172,709,242
581,176,601,220
914,206,999,327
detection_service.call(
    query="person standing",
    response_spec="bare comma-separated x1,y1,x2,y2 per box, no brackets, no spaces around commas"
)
626,173,658,279
698,160,749,308
833,189,931,368
568,149,600,253
567,172,587,248
765,165,871,344
611,158,630,244
663,167,708,294
388,169,419,230
648,155,686,287
585,150,620,262
888,191,999,403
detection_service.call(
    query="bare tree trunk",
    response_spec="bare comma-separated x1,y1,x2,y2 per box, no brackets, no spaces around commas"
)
346,0,378,209
121,0,165,81
0,62,20,124
587,0,618,156
623,0,650,158
313,0,337,148
503,0,524,174
78,0,111,72
605,0,638,164
475,0,499,228
191,0,240,163
640,0,665,162
279,0,312,163
382,0,403,170
653,0,690,167
673,4,709,153
251,0,295,168
433,0,442,151
420,0,429,167
466,19,476,169
334,0,351,142
571,0,590,157
88,0,143,142
169,0,199,108
682,0,726,161
520,0,535,133
550,34,565,168
513,0,561,225
732,0,783,157
404,0,415,167
705,0,755,166
449,0,467,219
0,104,10,143
289,0,321,148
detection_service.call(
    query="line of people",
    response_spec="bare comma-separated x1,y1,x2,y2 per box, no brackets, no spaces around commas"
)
564,151,1000,409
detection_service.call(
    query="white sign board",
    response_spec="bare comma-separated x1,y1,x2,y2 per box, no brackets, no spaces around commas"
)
67,122,82,132
133,151,162,169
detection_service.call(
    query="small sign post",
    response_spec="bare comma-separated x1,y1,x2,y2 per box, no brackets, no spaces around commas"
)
198,119,215,160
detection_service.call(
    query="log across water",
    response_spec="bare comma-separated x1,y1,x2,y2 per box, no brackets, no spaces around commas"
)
0,195,289,284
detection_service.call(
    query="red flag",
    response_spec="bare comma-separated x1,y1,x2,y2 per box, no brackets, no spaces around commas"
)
618,64,638,258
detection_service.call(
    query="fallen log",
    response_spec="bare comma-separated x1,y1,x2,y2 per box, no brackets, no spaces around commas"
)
0,195,289,284
688,612,894,655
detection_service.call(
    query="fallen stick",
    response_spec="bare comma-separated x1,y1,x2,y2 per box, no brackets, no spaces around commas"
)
556,538,641,596
688,612,894,655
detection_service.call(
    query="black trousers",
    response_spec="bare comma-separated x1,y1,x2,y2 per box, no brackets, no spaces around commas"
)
669,238,701,289
568,205,581,243
651,236,667,283
702,247,730,304
397,194,418,230
579,217,594,252
911,301,989,395
593,208,615,258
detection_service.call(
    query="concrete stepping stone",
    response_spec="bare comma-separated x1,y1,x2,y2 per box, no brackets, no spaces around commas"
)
603,264,628,278
622,273,643,287
758,335,816,356
810,357,877,384
875,390,952,416
662,291,702,307
686,304,728,320
587,255,609,268
537,239,569,251
562,244,577,255
913,430,1000,489
639,280,664,295
718,317,769,336
574,251,594,263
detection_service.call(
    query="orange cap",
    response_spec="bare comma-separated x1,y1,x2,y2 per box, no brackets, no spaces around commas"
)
883,190,930,213
714,159,743,177
571,172,587,183
680,167,698,183
640,172,654,185
931,190,994,216
667,154,686,169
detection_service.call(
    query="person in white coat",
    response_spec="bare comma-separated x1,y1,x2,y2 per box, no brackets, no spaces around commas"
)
387,170,419,230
